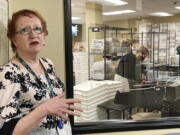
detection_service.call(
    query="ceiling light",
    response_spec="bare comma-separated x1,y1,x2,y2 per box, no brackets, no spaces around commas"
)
103,10,136,16
150,12,173,17
72,17,80,20
104,0,128,6
175,6,180,9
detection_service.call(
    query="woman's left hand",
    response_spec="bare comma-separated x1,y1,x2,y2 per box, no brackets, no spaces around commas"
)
38,94,83,120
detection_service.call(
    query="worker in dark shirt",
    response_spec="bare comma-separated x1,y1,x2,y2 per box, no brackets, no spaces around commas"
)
116,46,149,88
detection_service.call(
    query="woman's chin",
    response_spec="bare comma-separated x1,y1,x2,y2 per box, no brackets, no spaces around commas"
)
28,48,42,55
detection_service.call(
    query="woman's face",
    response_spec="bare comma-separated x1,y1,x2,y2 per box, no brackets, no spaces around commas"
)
12,15,45,55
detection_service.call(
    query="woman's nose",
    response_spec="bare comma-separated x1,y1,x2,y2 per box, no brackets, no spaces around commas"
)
29,29,37,37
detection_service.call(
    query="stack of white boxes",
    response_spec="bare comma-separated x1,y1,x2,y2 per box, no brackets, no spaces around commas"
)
74,80,123,122
90,39,104,54
90,60,105,80
73,52,89,84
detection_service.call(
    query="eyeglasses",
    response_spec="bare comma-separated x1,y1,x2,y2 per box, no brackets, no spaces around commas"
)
15,26,43,35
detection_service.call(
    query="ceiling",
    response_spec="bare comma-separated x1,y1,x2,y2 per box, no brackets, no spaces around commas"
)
71,0,180,23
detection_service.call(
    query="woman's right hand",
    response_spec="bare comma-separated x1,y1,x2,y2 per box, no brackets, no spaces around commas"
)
38,94,83,120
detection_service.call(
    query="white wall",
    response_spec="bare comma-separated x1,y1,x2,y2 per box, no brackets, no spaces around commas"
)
8,0,66,83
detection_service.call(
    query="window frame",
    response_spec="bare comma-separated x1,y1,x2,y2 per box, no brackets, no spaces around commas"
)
63,0,180,134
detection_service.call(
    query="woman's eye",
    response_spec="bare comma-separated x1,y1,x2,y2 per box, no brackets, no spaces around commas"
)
20,27,30,33
34,27,43,33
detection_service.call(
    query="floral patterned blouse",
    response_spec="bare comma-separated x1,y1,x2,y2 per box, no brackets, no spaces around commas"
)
0,58,71,134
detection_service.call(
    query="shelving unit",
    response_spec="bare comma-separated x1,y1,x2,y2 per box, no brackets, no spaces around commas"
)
139,23,179,81
87,23,180,82
142,31,172,81
88,26,132,80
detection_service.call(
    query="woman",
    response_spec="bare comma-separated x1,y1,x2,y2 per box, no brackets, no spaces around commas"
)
0,9,82,135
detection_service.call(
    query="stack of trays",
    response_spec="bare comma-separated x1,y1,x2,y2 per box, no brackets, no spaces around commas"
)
74,80,123,122
104,80,123,99
74,80,108,122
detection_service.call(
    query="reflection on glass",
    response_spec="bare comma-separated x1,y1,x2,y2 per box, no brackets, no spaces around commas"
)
72,0,180,123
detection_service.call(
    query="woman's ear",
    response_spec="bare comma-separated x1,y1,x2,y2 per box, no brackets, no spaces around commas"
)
11,37,17,47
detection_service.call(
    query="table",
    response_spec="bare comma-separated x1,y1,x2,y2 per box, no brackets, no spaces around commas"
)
98,99,129,119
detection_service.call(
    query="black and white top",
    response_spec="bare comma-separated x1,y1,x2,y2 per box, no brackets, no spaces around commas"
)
0,58,71,134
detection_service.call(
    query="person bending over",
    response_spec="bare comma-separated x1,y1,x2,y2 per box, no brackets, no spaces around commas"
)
116,46,149,88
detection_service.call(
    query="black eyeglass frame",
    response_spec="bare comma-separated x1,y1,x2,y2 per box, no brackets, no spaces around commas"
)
15,26,43,35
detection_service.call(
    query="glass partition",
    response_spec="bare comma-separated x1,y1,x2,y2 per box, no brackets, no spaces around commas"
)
64,0,180,133
71,0,180,123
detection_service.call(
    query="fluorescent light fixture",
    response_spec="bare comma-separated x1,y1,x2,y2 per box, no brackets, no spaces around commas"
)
104,0,128,6
175,6,180,9
150,12,173,17
72,17,80,20
103,10,136,15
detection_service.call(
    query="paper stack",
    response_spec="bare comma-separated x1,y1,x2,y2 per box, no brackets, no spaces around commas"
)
73,52,89,84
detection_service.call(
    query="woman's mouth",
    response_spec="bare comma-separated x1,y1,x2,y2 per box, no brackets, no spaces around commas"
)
30,41,39,46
